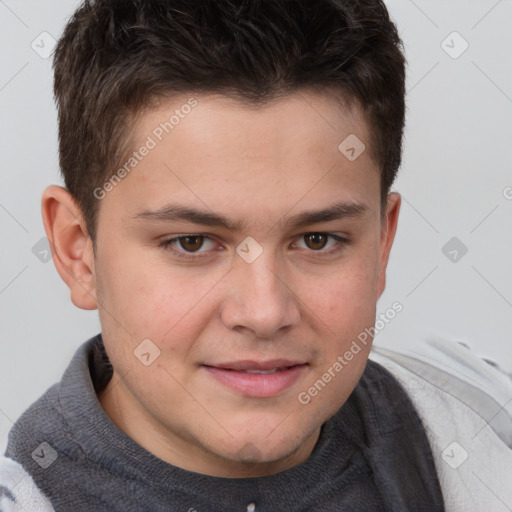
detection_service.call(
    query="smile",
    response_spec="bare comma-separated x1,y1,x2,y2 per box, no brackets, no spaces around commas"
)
202,362,308,398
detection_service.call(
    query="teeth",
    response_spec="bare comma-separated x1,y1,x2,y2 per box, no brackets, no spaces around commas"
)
243,368,280,374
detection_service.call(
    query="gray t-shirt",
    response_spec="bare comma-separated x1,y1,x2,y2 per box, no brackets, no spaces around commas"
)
4,334,444,511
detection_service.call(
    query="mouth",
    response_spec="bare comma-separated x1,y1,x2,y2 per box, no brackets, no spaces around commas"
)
202,360,308,398
237,368,287,374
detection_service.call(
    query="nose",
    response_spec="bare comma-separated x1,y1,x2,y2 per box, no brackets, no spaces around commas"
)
219,252,301,339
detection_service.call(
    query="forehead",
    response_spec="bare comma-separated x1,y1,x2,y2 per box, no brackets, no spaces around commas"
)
100,90,380,226
133,90,371,157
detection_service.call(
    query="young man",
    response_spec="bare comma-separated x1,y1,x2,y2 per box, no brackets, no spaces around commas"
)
1,0,511,511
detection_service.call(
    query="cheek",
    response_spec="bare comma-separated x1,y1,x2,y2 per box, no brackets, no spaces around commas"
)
298,275,376,419
302,253,379,330
296,250,380,404
95,238,237,383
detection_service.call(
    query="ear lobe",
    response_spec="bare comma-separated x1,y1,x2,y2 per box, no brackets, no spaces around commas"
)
376,192,401,299
41,185,98,311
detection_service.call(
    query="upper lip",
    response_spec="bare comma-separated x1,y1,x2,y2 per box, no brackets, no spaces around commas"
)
204,359,307,371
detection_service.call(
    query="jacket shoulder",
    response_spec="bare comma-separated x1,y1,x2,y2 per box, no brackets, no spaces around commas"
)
369,338,512,512
0,456,54,511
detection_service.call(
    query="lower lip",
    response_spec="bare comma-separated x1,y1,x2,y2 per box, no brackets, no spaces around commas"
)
203,364,307,398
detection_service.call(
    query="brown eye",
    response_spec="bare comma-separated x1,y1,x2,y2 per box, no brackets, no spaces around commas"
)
179,235,205,252
303,233,328,250
160,234,218,260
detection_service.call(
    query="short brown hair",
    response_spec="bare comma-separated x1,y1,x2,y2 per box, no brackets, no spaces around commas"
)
53,0,406,242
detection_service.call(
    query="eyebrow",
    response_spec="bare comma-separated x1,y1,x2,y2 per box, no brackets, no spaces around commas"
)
131,200,369,231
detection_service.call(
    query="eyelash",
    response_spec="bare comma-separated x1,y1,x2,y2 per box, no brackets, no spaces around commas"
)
158,233,351,261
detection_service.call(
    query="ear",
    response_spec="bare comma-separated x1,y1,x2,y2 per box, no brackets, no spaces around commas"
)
41,185,98,310
376,192,401,298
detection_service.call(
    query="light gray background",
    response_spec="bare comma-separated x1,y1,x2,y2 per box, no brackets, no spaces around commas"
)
1,0,511,455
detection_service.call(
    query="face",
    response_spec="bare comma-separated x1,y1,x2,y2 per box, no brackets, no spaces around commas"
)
46,90,400,477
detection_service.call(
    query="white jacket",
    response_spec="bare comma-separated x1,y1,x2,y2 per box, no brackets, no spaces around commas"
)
370,338,512,512
1,338,511,512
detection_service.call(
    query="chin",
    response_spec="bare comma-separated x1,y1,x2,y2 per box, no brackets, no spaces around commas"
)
216,429,308,466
